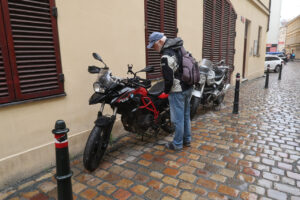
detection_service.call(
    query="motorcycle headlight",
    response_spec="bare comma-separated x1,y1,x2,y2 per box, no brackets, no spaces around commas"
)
93,82,106,93
207,70,215,85
199,74,206,84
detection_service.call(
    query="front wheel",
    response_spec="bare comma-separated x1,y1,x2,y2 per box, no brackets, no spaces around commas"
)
214,93,225,105
275,65,280,73
190,96,201,119
83,126,109,172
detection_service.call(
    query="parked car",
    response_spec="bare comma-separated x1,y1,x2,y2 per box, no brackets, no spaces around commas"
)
264,55,284,73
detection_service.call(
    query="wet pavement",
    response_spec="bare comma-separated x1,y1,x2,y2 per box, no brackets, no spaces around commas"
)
1,61,300,200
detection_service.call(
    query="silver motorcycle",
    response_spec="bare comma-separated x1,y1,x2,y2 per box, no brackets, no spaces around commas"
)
190,59,231,119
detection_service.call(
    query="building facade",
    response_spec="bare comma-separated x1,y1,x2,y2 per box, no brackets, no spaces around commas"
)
278,25,287,52
286,15,300,59
0,0,270,187
266,0,282,52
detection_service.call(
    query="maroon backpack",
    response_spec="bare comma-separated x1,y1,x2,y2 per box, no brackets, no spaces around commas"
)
176,47,200,85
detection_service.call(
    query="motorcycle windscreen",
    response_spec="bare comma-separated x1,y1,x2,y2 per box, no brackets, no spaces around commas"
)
98,70,114,89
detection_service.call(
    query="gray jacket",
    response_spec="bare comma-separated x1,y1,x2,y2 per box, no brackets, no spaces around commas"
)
160,38,190,93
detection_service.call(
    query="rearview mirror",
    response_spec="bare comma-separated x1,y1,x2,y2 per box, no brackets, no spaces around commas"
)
144,66,154,73
92,52,103,62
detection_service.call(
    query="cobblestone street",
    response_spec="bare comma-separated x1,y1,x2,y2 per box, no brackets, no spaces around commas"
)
1,61,300,200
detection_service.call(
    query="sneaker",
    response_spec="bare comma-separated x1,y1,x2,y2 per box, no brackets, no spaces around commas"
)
165,142,182,151
183,141,191,147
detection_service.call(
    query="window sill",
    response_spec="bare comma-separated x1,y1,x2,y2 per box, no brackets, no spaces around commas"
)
0,93,66,108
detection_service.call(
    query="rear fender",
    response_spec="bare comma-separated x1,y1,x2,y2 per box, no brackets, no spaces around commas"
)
192,84,205,98
192,90,202,98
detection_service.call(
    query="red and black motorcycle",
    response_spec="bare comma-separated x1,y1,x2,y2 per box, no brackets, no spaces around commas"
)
83,53,173,171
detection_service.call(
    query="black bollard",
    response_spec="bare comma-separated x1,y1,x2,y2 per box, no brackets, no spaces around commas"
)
52,120,73,200
278,64,282,80
232,73,240,114
265,65,270,89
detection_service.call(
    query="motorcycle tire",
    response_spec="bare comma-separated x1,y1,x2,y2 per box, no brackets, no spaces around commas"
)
214,93,225,105
83,126,109,172
190,96,201,119
275,65,280,73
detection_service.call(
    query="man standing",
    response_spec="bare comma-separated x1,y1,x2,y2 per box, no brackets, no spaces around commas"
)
147,32,192,151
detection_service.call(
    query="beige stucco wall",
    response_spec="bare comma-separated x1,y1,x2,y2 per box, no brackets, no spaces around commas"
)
286,16,300,58
0,0,145,188
177,0,203,62
259,0,270,8
231,0,269,80
278,26,287,52
0,0,269,188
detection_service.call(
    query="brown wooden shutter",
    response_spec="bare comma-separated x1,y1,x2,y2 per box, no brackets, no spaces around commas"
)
145,0,162,79
203,0,236,72
0,2,15,104
203,0,214,61
163,0,177,38
145,0,177,79
222,1,230,63
1,0,64,101
212,0,221,63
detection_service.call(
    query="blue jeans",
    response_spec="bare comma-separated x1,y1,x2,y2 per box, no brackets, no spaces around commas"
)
168,88,192,149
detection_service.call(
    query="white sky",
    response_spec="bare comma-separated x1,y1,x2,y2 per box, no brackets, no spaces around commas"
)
281,0,300,20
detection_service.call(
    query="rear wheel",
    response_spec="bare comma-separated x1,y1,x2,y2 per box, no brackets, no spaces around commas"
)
190,96,201,119
83,126,109,172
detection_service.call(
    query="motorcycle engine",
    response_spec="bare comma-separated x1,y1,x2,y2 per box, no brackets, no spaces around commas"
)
137,113,153,130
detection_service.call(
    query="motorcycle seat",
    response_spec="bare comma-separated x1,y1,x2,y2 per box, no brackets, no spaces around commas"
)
148,81,164,96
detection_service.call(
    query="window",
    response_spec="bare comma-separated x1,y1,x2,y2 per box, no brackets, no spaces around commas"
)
203,0,237,69
0,0,64,105
267,57,278,61
254,26,262,56
145,0,177,79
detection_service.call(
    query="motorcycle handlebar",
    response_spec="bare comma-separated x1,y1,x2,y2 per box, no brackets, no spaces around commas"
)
121,77,149,88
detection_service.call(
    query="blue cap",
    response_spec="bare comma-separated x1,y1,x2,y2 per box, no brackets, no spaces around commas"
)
147,32,164,49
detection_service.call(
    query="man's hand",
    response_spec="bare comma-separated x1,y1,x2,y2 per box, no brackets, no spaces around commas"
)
158,92,168,99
